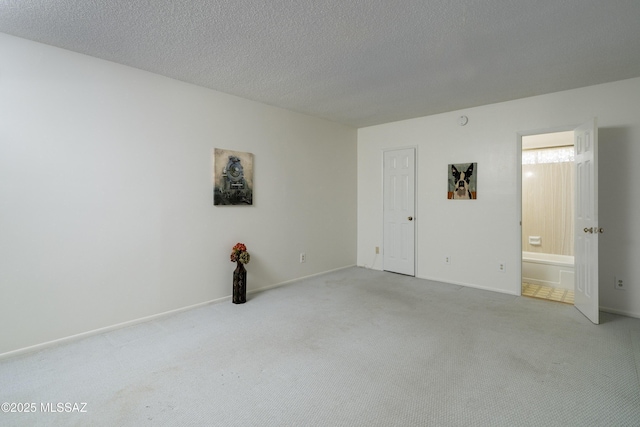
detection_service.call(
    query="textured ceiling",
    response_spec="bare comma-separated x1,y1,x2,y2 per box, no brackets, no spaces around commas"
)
1,0,640,127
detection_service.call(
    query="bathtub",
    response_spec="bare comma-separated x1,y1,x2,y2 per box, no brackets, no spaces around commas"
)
522,252,574,290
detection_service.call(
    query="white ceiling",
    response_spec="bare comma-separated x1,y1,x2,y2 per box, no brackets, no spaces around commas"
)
1,0,639,128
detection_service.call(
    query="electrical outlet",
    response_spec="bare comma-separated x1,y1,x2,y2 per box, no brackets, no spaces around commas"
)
300,252,306,263
498,262,506,273
444,256,451,265
615,276,624,290
375,246,380,254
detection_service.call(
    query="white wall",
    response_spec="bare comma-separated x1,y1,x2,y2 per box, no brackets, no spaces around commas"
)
0,33,357,355
358,77,640,318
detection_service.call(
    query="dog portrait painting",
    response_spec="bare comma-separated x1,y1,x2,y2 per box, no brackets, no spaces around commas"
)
448,162,477,200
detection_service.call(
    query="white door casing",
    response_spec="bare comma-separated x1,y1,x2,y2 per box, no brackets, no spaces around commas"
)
574,119,599,324
383,148,415,276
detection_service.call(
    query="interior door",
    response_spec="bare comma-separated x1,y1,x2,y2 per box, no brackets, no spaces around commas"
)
383,148,415,276
574,119,599,324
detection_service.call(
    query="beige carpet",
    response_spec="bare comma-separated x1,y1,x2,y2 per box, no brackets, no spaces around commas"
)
522,282,575,304
2,268,639,426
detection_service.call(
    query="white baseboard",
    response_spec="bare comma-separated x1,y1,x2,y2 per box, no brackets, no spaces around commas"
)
600,306,640,320
417,275,520,296
248,264,355,295
0,265,356,360
0,297,225,360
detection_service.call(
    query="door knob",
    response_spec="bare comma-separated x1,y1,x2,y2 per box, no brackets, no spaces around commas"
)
408,216,413,221
584,227,593,233
598,227,604,233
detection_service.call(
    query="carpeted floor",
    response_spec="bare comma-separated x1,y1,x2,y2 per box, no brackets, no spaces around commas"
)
522,282,575,304
1,267,639,426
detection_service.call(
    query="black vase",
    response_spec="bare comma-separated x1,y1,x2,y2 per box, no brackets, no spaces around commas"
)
233,262,247,304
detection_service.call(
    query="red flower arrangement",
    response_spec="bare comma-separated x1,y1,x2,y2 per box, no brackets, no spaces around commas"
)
230,243,250,264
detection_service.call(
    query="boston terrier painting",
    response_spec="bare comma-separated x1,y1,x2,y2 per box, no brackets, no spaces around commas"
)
450,163,476,199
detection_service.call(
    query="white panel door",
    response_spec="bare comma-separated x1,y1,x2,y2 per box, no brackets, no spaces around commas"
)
383,148,415,276
574,119,599,324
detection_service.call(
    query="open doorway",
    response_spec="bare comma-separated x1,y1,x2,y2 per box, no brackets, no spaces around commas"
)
521,131,575,304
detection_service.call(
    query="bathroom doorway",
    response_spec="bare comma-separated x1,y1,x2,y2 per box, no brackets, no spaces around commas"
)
521,131,575,304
